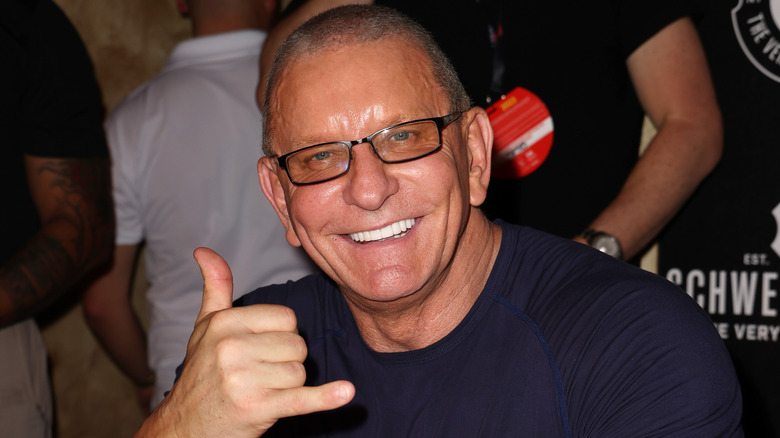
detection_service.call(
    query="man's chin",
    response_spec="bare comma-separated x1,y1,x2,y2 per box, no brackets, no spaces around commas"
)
340,275,423,305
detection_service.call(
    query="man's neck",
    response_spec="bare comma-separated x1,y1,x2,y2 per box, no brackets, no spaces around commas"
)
190,3,270,37
192,19,262,37
345,211,502,353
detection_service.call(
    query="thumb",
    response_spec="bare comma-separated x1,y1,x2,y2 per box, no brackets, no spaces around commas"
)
193,247,234,322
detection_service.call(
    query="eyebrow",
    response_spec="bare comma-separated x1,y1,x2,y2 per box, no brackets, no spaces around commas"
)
289,112,431,148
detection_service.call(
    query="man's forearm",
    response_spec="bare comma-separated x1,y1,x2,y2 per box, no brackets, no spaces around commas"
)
0,219,112,327
582,116,722,260
85,299,151,385
0,156,115,328
585,17,723,261
83,244,151,387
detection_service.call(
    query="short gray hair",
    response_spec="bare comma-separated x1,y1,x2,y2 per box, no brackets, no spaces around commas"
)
261,4,471,156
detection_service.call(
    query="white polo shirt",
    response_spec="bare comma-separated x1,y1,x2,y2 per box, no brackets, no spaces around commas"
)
107,30,316,407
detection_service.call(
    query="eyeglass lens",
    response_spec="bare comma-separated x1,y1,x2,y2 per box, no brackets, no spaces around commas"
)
285,119,441,184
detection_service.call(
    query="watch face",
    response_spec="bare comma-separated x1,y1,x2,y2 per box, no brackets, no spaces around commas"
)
592,234,622,259
582,229,624,259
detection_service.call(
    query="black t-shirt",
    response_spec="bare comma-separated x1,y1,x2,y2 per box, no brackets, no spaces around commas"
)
0,0,107,264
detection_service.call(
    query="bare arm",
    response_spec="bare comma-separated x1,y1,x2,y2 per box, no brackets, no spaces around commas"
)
575,17,722,260
0,155,113,327
82,243,154,411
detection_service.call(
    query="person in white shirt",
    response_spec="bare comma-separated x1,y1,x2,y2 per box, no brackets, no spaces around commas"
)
82,0,316,413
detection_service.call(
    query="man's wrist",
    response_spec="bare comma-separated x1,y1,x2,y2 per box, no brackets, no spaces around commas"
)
579,228,624,260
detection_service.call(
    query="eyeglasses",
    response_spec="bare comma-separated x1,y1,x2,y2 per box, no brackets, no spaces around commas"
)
276,112,463,185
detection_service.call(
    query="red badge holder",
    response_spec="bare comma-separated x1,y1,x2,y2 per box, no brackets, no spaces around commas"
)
487,87,554,179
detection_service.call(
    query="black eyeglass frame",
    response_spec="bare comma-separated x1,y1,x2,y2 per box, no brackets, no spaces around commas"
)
276,112,463,185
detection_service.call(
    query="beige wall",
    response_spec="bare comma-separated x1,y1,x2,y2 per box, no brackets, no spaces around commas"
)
42,1,190,436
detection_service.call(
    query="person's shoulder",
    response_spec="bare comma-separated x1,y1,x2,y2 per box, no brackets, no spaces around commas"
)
496,220,627,289
108,40,202,117
494,224,742,436
503,223,725,366
106,74,167,128
104,56,200,137
496,220,707,326
497,220,581,259
108,31,263,126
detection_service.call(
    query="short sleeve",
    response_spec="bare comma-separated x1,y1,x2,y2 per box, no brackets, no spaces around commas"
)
616,0,701,59
18,0,108,159
106,107,144,245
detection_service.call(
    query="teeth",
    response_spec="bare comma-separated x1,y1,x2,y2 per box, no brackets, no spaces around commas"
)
350,218,415,243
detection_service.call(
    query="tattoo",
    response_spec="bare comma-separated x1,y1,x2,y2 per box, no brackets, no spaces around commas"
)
0,157,113,326
36,157,113,266
0,235,74,324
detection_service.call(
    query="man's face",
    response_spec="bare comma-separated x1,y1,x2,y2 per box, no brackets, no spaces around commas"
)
260,39,482,306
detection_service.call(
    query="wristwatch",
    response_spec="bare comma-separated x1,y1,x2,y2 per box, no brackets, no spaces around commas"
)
580,229,624,260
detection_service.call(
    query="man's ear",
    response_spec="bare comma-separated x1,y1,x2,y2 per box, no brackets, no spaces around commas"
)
258,157,302,247
463,107,494,207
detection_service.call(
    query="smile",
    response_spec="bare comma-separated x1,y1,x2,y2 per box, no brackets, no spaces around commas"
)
349,218,416,243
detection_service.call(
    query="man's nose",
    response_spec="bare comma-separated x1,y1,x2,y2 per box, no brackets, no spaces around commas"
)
341,143,399,211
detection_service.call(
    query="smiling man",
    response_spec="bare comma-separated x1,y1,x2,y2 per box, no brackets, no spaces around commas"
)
136,5,743,437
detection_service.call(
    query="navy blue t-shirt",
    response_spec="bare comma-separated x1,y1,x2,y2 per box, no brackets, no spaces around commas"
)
188,222,742,436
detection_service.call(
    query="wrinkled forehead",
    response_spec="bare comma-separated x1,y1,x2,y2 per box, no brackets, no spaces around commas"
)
266,39,448,153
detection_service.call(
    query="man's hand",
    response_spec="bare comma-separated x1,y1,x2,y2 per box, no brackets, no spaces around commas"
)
136,248,354,437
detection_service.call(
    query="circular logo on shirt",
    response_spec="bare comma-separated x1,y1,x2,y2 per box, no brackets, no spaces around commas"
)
732,0,780,83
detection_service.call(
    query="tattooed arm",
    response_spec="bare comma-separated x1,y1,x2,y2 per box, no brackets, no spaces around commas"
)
0,155,114,328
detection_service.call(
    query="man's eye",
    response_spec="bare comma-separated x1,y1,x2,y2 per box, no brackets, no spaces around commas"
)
311,151,332,161
391,131,412,141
